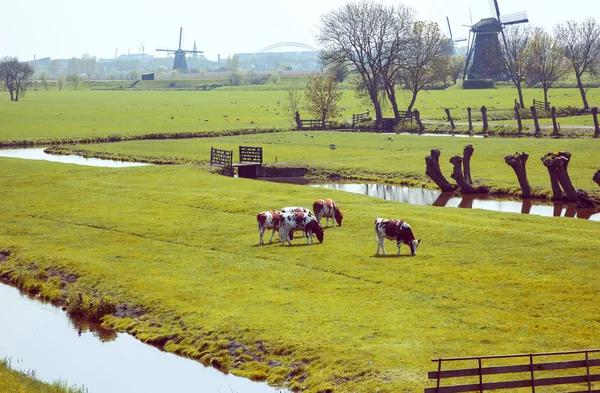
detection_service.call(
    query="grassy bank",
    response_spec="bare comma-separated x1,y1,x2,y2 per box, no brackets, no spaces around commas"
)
0,358,86,393
68,131,600,198
1,158,599,392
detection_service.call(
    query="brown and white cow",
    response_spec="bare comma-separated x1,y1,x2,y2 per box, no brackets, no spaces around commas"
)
313,198,343,227
257,210,280,245
279,210,324,245
374,218,421,255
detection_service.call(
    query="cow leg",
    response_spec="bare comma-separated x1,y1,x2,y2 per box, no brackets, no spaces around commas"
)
305,230,311,244
397,241,401,255
269,228,276,243
259,228,264,245
325,217,330,227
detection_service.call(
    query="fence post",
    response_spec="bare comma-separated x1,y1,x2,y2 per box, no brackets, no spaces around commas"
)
481,105,488,132
210,147,214,165
592,107,600,138
530,106,541,135
551,106,559,136
467,107,473,131
413,108,425,133
445,108,455,129
514,104,523,135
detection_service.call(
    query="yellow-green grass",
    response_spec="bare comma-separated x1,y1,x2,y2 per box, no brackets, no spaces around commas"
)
1,86,598,143
0,358,86,393
1,158,599,392
73,131,600,198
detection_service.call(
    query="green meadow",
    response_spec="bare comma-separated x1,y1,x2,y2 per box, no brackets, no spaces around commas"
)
1,83,600,392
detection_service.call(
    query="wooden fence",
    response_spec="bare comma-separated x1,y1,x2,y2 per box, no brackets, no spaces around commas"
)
533,99,550,111
425,349,600,393
239,146,263,164
210,147,233,167
352,111,370,127
299,119,331,130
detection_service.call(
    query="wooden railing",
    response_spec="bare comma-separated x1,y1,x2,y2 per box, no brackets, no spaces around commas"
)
299,119,330,130
533,98,550,111
239,146,262,164
425,349,600,393
352,111,370,127
210,147,233,167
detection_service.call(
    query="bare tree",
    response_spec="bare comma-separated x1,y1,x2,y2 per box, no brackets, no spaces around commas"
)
317,1,401,126
68,72,81,90
555,18,600,109
304,71,342,126
499,25,533,109
57,73,65,91
0,56,35,101
39,71,49,91
284,87,303,127
399,20,450,113
525,28,569,108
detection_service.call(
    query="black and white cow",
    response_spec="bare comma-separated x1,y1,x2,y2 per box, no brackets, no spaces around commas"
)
279,210,324,245
374,218,421,255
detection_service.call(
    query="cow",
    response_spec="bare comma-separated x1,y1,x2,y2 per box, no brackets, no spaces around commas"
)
280,206,314,216
313,198,343,227
280,207,314,239
374,218,421,256
279,210,324,245
256,210,280,245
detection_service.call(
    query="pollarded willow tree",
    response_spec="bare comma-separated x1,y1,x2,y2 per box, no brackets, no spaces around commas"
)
554,18,600,110
499,25,533,109
317,1,413,126
525,27,569,109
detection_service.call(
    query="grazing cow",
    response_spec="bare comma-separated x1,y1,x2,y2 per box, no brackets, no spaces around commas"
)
374,218,421,255
257,210,281,245
279,210,324,245
313,198,343,227
280,207,314,239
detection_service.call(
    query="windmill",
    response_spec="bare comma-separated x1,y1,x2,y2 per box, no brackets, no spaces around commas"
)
462,0,528,80
156,28,203,72
446,17,467,55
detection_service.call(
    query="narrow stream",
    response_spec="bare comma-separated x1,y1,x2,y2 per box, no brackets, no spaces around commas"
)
310,183,600,221
0,148,149,167
0,283,285,393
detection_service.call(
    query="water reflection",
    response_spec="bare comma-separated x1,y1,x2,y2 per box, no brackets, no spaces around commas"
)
0,148,149,167
311,183,600,221
0,284,286,393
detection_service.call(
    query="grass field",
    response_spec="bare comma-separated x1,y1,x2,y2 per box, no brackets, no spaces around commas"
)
0,158,599,392
1,83,598,143
1,82,600,393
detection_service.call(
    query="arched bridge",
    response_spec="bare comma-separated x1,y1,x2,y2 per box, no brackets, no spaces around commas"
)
258,42,319,53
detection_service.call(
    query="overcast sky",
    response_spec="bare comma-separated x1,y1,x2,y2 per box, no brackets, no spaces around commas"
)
0,0,595,62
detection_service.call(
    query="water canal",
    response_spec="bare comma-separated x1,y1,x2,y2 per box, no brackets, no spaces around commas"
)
310,183,600,221
0,284,285,393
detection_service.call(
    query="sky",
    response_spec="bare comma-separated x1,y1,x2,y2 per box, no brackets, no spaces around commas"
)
0,0,595,62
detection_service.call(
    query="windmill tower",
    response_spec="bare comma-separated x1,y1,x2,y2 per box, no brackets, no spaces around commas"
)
446,17,467,55
463,0,528,80
156,28,203,72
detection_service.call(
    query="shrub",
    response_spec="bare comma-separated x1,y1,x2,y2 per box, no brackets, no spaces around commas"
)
463,79,494,89
66,292,117,321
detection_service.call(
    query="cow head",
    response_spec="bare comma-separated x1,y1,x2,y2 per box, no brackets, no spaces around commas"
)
334,209,344,226
408,239,421,256
306,221,324,243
